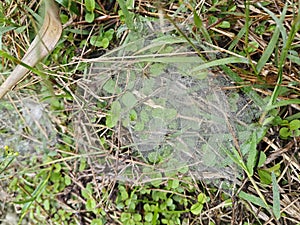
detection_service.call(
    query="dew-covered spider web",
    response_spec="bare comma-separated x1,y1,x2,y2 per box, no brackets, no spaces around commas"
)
75,21,262,189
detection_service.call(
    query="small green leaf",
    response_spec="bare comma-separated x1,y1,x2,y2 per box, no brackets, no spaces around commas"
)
120,212,131,222
133,214,141,221
103,79,120,94
289,119,300,131
197,193,206,204
258,169,272,184
193,10,203,28
102,37,110,48
85,0,95,12
104,29,114,40
82,189,90,199
64,175,72,185
85,12,95,23
79,158,87,172
91,218,103,225
86,198,97,211
43,199,50,211
168,179,180,189
119,186,129,200
218,21,231,28
257,151,267,167
208,16,218,24
279,127,290,139
90,35,103,47
134,121,144,131
121,92,137,108
245,41,259,53
191,202,203,215
106,101,121,128
145,212,153,222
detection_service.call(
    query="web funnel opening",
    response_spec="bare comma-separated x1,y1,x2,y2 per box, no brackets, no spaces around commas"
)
75,22,261,188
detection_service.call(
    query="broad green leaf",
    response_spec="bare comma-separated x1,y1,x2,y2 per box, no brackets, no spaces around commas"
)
272,172,281,220
106,101,121,128
104,29,115,40
238,191,269,209
168,179,180,189
257,151,267,167
258,169,272,184
116,0,134,30
193,10,203,28
134,121,144,131
246,131,258,176
103,79,121,94
120,212,131,221
150,172,163,187
121,92,137,108
133,214,141,221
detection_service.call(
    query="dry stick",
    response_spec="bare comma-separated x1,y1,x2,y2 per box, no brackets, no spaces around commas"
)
0,0,62,99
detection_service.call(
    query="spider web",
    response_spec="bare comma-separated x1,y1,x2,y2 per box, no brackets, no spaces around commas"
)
75,21,262,189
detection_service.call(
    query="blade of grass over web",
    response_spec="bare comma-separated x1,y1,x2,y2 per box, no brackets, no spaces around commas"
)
164,13,204,59
191,56,250,72
220,65,265,109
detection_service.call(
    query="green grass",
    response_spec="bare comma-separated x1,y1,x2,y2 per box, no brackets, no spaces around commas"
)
0,0,300,224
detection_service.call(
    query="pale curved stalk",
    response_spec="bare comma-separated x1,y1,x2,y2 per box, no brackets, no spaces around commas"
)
0,0,62,99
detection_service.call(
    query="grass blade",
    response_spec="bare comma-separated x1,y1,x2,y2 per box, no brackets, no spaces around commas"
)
255,3,288,74
256,3,288,45
191,57,249,72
